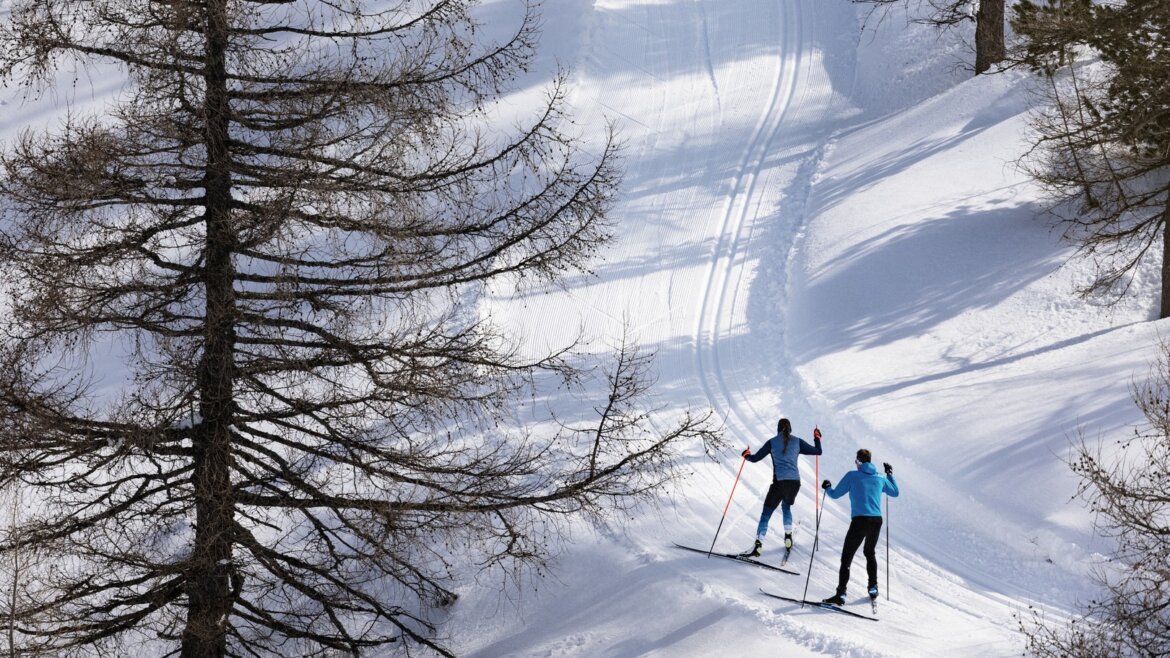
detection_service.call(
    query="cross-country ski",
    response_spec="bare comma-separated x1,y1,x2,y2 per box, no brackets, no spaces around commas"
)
759,590,879,622
672,543,799,575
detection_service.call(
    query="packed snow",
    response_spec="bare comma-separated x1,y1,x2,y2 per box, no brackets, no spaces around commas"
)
457,1,1160,657
0,0,1160,656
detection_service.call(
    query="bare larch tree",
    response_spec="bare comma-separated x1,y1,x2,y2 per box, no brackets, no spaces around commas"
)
0,1,722,656
1021,342,1170,657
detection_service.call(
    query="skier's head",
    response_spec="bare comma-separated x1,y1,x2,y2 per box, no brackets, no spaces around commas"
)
855,449,872,465
777,418,791,438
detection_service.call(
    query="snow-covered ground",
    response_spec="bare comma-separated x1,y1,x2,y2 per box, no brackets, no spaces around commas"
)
0,0,1158,656
454,1,1161,656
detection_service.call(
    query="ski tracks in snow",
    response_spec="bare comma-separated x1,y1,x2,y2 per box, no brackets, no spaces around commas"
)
693,0,722,116
692,0,826,448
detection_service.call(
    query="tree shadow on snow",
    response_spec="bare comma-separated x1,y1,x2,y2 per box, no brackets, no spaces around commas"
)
789,200,1068,363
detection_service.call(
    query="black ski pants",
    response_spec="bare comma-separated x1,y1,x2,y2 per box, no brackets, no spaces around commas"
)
835,515,882,596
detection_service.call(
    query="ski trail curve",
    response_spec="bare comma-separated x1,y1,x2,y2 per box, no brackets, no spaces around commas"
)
693,0,819,446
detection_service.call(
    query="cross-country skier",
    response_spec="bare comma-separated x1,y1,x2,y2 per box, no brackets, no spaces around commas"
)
739,419,822,557
820,449,899,605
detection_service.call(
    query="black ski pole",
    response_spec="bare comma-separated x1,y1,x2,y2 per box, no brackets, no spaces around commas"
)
800,488,827,607
885,495,890,600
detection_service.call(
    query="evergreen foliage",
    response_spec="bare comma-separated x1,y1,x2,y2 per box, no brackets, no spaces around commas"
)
1013,0,1170,316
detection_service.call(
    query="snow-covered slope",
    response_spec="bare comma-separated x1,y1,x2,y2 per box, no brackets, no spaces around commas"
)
454,1,1161,656
0,0,1156,655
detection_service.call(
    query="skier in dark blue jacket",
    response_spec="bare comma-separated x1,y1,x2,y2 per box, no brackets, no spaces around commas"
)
820,448,899,605
739,418,821,557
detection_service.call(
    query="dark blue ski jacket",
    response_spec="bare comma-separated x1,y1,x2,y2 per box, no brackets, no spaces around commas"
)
746,433,821,481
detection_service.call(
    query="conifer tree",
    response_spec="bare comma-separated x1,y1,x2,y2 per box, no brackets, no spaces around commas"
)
0,1,721,655
853,1,1007,74
1014,0,1170,316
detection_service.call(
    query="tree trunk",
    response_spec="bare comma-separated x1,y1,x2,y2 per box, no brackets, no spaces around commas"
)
975,0,1006,74
1161,199,1170,320
182,0,237,655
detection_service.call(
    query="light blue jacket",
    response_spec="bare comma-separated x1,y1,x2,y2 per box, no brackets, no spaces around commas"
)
747,433,821,481
826,462,898,517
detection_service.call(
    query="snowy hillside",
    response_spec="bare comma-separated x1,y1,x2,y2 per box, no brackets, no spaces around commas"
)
0,0,1158,656
452,1,1161,657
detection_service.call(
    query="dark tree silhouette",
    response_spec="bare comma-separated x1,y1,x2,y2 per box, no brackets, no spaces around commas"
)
0,1,721,656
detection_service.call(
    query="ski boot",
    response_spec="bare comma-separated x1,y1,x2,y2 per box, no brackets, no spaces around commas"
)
739,539,762,558
822,593,845,606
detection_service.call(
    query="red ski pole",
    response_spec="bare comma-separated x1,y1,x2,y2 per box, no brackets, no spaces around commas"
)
708,452,748,557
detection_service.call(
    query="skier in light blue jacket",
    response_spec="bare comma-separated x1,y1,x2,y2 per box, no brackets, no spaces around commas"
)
739,418,821,557
820,448,899,605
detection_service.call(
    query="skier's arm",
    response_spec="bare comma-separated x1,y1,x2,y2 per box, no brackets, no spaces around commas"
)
745,438,772,463
884,473,899,498
825,472,852,499
798,436,822,456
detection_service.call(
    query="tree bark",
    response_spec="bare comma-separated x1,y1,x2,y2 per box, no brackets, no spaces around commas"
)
975,0,1006,74
182,0,237,655
0,0,717,652
1161,198,1170,320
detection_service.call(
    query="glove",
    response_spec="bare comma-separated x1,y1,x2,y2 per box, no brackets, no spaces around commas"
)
813,427,822,440
821,479,831,490
883,462,893,475
742,448,751,459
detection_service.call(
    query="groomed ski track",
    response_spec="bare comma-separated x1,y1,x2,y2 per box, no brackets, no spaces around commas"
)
464,1,1092,656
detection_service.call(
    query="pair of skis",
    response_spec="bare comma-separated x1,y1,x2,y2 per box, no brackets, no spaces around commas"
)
672,543,879,621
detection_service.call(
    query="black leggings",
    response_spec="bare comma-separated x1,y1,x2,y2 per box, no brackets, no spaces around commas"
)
836,516,882,596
